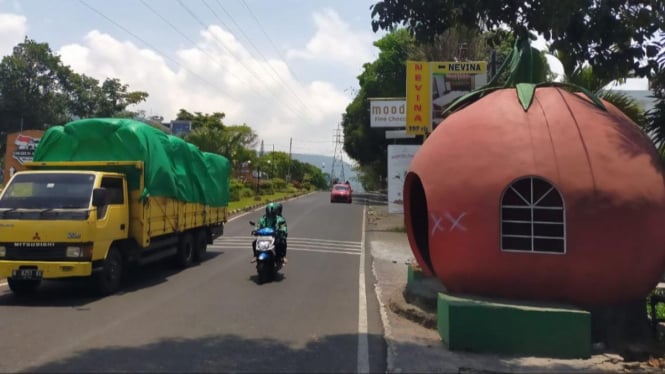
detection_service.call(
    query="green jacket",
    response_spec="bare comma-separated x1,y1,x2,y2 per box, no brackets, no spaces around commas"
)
258,215,287,235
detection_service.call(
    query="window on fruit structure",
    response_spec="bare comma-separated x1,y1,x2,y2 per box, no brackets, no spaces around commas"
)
500,176,565,254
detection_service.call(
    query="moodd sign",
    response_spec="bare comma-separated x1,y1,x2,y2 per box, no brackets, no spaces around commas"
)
370,98,406,128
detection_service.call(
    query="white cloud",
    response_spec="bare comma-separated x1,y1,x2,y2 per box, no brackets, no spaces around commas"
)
0,13,27,56
57,26,353,156
604,77,650,91
286,8,376,70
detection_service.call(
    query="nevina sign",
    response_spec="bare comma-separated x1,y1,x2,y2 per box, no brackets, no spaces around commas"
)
406,60,487,135
405,61,431,135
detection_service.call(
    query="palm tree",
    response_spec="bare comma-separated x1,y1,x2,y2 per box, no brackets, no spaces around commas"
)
563,63,648,128
642,39,665,157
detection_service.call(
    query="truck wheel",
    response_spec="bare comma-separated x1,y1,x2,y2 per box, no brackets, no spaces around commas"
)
175,232,194,269
7,278,41,295
96,247,123,295
193,230,208,262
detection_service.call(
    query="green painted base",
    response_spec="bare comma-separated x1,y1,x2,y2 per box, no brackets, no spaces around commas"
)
407,263,426,284
437,293,591,359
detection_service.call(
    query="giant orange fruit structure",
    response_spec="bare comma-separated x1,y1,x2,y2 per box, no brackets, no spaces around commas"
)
403,38,665,306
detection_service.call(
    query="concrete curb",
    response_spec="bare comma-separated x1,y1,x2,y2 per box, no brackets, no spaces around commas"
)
371,256,397,373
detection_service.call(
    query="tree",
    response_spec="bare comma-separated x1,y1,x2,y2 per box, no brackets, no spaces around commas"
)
96,78,148,117
342,28,496,191
184,124,225,154
0,37,69,132
341,29,416,191
300,162,328,190
370,0,664,82
218,124,258,169
176,109,225,130
62,69,102,119
0,37,149,133
643,35,665,156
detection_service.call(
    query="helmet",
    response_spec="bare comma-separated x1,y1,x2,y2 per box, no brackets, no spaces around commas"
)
266,202,277,217
275,202,283,216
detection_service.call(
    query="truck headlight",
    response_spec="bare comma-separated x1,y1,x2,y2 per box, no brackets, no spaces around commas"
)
0,246,5,257
66,246,82,258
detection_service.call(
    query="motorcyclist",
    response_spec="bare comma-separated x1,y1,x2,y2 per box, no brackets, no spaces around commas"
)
251,202,288,264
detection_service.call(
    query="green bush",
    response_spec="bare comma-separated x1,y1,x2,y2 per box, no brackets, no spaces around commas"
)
229,179,260,201
229,179,245,201
240,187,254,198
272,178,287,191
648,289,665,321
258,179,272,194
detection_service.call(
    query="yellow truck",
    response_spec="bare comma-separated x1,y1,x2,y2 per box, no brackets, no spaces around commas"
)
0,118,230,295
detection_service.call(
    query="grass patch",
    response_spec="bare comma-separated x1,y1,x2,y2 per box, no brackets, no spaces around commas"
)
387,226,406,233
227,190,307,212
648,289,665,321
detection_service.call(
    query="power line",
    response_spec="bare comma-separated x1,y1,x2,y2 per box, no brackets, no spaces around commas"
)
177,0,309,123
78,0,226,96
209,0,317,120
240,0,308,86
139,0,275,109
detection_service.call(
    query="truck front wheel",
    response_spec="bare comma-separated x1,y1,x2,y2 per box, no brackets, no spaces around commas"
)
96,247,123,295
7,278,41,295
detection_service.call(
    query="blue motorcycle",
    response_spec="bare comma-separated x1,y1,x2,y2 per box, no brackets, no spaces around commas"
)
250,221,284,284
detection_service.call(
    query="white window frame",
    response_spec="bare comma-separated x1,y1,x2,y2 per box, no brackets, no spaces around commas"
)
500,176,566,254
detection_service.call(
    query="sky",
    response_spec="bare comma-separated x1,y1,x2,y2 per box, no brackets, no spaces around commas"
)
0,0,384,158
0,0,651,158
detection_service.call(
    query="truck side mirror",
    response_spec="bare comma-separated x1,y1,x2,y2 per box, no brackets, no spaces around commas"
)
92,188,108,207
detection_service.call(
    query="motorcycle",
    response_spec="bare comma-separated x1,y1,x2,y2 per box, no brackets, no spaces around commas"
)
249,221,284,284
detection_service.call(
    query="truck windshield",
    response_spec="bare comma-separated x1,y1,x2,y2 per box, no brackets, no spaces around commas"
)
0,173,95,209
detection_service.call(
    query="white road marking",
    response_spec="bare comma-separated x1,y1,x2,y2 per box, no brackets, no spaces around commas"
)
358,204,369,373
209,244,360,256
215,236,362,248
211,236,363,256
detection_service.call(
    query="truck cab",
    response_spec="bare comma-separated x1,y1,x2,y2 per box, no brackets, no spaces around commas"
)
0,169,129,294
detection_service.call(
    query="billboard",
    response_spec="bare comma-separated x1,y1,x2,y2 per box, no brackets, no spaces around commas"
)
4,130,45,183
406,60,487,135
405,61,431,135
369,98,406,128
170,120,192,136
387,144,420,214
431,61,487,129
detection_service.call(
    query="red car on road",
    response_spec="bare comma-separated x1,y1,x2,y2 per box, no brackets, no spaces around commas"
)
330,183,352,203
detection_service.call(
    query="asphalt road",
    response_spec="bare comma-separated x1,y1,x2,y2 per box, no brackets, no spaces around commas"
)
0,192,386,373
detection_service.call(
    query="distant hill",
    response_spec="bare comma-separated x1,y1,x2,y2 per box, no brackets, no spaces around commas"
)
291,153,364,193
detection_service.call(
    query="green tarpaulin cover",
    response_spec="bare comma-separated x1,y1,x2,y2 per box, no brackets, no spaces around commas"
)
33,118,230,207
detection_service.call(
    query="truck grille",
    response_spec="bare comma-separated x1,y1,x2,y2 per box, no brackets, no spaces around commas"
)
4,244,70,261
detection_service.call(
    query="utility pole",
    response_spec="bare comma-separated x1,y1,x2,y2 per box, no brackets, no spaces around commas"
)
287,137,292,182
257,140,264,196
